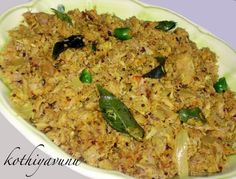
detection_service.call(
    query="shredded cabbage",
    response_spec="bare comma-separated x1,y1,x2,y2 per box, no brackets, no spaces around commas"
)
175,129,189,178
70,77,83,91
12,102,33,120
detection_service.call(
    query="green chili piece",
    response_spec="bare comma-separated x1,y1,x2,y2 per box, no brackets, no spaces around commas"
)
57,4,65,13
214,77,228,93
155,21,176,32
97,85,144,140
113,27,132,40
178,107,206,123
80,69,92,84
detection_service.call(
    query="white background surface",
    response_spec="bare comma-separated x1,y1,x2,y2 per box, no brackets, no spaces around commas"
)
0,0,235,179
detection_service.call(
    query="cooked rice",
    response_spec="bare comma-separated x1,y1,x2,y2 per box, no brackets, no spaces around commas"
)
0,9,236,179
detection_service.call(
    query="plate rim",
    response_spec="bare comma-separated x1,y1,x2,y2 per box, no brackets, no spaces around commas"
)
0,0,235,179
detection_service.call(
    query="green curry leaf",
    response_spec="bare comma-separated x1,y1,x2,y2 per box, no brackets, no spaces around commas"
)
97,85,144,140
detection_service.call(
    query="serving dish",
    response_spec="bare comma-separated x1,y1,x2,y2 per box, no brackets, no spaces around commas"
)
0,0,236,178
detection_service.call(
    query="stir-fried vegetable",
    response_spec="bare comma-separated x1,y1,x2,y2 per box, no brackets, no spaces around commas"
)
52,35,85,59
80,69,92,84
175,129,189,178
11,100,33,120
51,5,72,25
155,21,176,32
97,85,144,140
113,27,132,40
143,65,166,79
178,107,206,123
214,77,228,93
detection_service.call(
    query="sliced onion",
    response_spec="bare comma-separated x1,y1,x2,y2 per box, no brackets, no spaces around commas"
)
175,129,189,178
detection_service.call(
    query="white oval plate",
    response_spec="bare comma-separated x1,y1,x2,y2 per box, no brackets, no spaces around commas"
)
0,0,236,179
